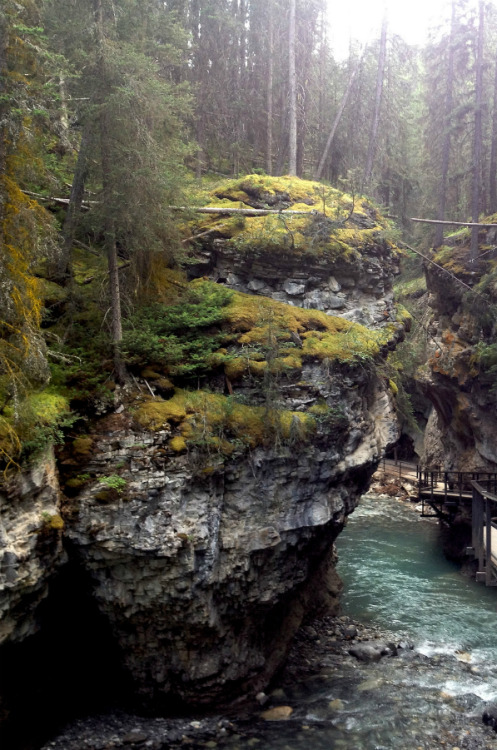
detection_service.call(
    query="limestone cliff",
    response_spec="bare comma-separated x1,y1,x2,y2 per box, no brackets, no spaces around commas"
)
418,224,497,471
187,174,401,329
0,451,65,645
0,176,405,718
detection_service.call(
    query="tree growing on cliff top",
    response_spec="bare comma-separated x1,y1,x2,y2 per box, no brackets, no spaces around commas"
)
44,0,192,379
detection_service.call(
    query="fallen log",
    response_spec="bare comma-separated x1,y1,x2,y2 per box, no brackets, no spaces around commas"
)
169,205,320,217
411,217,497,228
22,190,94,211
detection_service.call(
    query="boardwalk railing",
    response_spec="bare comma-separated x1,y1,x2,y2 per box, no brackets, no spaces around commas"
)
378,462,497,586
418,470,497,519
470,480,497,587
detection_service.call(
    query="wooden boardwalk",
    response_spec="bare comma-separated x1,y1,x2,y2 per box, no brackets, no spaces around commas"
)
377,460,497,586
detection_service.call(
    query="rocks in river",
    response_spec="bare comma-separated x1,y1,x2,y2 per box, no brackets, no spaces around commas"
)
348,640,398,662
482,703,497,730
342,624,357,639
348,639,413,663
260,706,293,721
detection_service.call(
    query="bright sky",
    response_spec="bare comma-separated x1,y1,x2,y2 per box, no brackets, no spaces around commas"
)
327,0,478,57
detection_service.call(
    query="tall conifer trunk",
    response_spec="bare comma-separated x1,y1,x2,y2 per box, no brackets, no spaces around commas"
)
288,0,297,176
363,14,387,189
266,0,274,175
471,0,484,261
435,1,456,248
314,52,363,182
94,0,125,381
57,125,93,283
489,50,497,213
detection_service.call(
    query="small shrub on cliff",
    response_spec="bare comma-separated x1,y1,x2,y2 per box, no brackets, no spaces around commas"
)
98,475,127,494
120,282,233,377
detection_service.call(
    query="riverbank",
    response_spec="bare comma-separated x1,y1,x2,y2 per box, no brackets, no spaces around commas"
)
39,610,497,750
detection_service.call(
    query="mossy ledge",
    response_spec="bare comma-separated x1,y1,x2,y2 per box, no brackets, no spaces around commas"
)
185,174,401,264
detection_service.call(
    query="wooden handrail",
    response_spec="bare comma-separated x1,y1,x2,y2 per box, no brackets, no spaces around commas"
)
471,480,497,504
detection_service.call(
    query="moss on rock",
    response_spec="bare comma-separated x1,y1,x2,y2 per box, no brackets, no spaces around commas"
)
186,174,398,264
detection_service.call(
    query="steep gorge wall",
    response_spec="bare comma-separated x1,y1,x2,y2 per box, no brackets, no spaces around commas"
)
0,176,405,720
61,364,397,706
418,227,497,471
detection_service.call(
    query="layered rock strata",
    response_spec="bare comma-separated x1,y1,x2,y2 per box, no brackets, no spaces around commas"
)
0,451,65,645
187,174,401,329
0,175,405,712
63,364,397,705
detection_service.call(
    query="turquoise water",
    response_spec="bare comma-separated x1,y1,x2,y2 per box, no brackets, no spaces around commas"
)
232,492,497,749
338,492,497,662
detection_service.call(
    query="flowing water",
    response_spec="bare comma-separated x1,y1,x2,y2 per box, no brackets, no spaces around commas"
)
228,492,497,749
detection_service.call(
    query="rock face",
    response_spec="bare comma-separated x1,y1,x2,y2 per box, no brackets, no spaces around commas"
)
419,228,497,471
0,451,65,645
63,363,398,706
0,175,405,715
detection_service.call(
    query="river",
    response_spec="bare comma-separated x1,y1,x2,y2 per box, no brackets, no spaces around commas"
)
39,492,497,750
228,491,497,749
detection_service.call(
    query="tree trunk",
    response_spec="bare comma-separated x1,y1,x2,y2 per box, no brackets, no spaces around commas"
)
0,6,8,190
313,52,363,182
57,124,93,283
94,0,125,381
266,0,274,175
362,14,387,189
489,50,497,214
288,0,297,176
471,0,484,261
435,1,456,248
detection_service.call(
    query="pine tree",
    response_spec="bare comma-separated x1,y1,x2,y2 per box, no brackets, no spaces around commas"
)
45,0,192,379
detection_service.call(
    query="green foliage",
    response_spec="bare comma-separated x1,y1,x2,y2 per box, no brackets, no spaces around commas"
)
0,387,77,466
98,475,127,494
471,342,497,390
120,283,234,376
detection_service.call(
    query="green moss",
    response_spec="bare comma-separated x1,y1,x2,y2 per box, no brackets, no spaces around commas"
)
308,400,330,416
248,360,268,376
134,388,318,455
389,379,399,396
0,387,73,467
395,304,413,327
394,275,427,300
72,436,93,457
184,174,397,264
40,512,64,532
169,436,187,453
224,357,247,380
134,395,187,430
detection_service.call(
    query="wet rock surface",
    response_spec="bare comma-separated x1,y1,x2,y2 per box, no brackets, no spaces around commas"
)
40,615,497,750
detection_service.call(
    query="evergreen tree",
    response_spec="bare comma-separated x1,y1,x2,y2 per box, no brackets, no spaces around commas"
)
44,0,191,378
